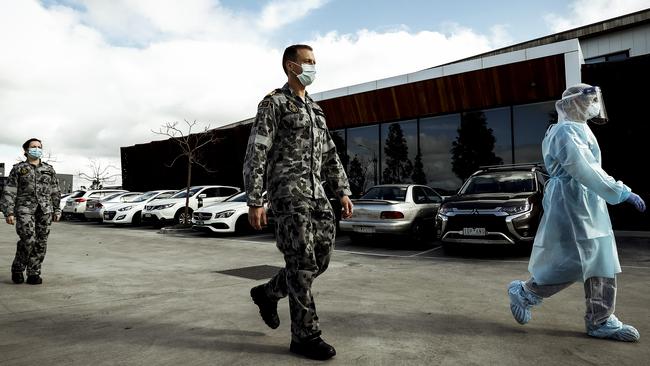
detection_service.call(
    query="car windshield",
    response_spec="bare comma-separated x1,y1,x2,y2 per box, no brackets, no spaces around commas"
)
225,192,248,202
131,191,160,203
101,193,124,202
69,191,85,198
360,186,407,201
171,187,203,198
461,172,535,194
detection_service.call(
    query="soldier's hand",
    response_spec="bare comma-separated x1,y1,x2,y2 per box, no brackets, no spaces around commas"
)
6,215,15,225
340,196,353,219
248,206,267,231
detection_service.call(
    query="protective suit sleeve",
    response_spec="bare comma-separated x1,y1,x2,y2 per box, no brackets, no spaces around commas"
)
553,124,630,205
321,131,352,198
0,166,18,216
243,98,277,207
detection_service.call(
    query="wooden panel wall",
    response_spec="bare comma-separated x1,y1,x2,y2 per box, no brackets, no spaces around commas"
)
319,55,566,129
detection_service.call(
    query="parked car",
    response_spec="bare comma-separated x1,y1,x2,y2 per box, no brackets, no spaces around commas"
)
103,190,177,225
339,184,443,243
142,185,241,226
436,163,547,247
192,191,268,234
84,191,143,222
62,189,127,220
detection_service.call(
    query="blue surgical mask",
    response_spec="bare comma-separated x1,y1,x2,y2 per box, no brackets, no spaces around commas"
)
291,62,316,86
27,147,42,159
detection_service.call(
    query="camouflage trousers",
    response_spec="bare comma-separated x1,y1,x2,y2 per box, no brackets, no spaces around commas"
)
264,197,336,341
12,205,52,276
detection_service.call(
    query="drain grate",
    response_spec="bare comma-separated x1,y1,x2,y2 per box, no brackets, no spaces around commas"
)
215,265,283,280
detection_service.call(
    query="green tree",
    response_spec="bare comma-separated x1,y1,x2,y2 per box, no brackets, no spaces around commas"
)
382,123,413,184
411,152,427,184
451,112,503,181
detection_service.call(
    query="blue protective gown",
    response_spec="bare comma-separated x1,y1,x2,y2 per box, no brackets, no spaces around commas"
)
529,120,631,285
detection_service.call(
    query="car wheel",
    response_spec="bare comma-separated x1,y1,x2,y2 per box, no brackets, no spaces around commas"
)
235,215,252,234
410,219,427,243
175,209,193,225
132,211,141,226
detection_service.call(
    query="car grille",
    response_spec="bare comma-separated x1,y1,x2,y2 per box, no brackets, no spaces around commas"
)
194,212,212,220
445,215,508,232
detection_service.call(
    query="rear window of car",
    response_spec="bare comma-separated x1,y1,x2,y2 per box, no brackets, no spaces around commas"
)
360,187,407,201
461,172,535,194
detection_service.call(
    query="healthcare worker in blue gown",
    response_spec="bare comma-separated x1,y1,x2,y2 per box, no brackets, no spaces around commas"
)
507,83,646,342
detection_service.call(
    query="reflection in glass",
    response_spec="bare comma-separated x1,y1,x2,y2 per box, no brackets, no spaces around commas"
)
419,114,462,194
513,101,556,164
381,120,417,184
347,125,379,195
451,111,504,182
330,129,348,170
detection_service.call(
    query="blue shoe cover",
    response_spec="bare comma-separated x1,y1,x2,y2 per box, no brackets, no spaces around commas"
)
587,315,640,342
508,280,542,325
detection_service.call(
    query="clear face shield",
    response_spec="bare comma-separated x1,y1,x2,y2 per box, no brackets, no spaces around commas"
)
556,86,608,124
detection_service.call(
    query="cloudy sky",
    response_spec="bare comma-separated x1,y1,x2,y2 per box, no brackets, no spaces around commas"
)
0,0,648,188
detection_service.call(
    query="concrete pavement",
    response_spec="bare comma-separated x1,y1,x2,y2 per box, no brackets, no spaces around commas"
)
0,221,649,365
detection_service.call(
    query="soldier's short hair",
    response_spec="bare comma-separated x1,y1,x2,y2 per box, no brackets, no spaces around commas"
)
282,44,313,75
22,138,42,151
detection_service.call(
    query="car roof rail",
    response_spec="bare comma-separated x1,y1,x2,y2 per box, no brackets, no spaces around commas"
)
478,162,545,171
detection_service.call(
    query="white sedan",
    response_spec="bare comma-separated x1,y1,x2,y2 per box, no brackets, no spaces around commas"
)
192,191,267,234
103,190,177,225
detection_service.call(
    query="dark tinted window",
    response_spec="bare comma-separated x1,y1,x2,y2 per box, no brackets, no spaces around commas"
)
423,187,442,203
412,187,428,204
226,192,247,202
360,186,407,201
220,187,239,197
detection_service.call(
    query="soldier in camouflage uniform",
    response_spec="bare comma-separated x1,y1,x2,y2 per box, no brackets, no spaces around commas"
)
1,138,61,285
244,44,353,361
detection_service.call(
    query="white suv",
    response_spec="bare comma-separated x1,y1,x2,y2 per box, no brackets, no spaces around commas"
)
142,185,240,226
62,189,126,220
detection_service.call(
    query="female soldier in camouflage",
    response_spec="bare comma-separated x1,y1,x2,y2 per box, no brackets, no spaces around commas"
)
1,138,61,285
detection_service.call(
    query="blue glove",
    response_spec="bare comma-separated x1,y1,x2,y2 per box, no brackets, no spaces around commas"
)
626,193,646,212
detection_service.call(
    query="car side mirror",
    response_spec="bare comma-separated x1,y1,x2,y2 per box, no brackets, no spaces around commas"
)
198,193,207,199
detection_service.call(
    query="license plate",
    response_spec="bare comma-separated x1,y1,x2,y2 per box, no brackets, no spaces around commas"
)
463,227,486,236
195,220,204,225
103,213,110,219
144,213,152,218
354,226,375,234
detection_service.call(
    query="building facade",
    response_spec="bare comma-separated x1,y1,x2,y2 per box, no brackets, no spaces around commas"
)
122,9,650,230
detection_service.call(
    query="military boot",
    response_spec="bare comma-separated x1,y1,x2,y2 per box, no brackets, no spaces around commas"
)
250,285,279,329
12,272,24,284
290,336,336,360
26,275,42,285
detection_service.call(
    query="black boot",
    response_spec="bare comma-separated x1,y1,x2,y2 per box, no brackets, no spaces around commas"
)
290,337,336,360
26,275,42,285
12,272,24,284
250,285,280,329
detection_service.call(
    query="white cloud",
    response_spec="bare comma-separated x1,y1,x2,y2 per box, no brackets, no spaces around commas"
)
544,0,650,32
258,0,328,31
0,0,511,186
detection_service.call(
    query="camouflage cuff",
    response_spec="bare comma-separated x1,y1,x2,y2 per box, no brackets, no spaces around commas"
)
338,188,352,198
247,199,264,207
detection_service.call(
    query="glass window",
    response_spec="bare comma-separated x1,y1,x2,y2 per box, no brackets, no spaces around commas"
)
380,120,417,184
172,187,202,198
412,186,428,204
226,192,247,202
419,114,463,195
423,186,443,203
513,101,556,164
330,129,348,170
461,107,512,166
460,172,535,194
360,186,407,201
347,125,380,196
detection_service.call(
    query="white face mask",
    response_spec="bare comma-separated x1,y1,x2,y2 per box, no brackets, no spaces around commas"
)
290,62,316,86
586,102,601,119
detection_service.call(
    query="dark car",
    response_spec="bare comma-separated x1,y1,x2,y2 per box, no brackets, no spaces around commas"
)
436,163,547,246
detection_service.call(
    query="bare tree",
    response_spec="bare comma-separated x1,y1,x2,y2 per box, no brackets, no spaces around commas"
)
78,159,121,190
153,119,219,226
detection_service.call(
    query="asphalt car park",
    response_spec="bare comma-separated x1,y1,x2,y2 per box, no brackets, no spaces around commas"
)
1,220,649,365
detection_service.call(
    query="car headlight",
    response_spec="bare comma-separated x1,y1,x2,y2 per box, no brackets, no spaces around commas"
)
118,206,133,212
214,210,235,219
157,203,176,210
500,203,530,215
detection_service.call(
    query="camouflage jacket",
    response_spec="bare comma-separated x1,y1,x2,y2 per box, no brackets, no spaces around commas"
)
243,83,351,207
1,160,61,216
